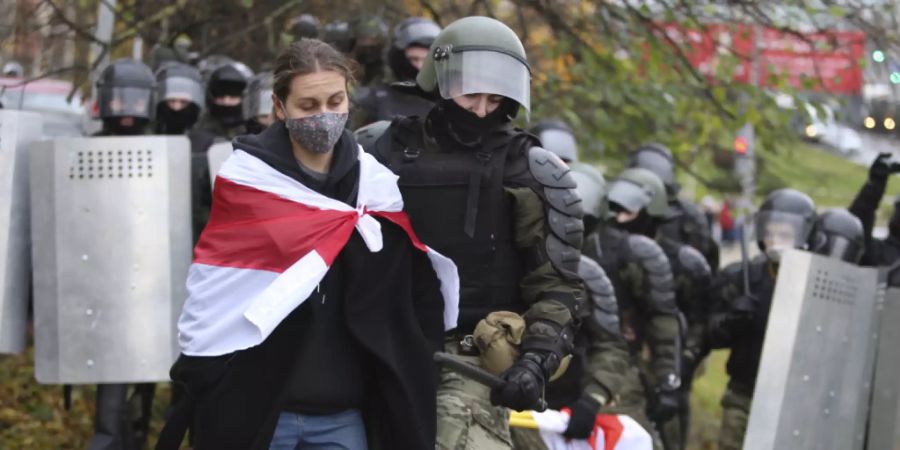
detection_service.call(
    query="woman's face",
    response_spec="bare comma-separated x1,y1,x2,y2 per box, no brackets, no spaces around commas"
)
452,93,504,118
274,70,348,120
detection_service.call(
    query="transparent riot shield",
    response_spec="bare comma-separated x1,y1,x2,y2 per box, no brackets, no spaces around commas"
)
0,110,43,354
30,136,191,384
207,141,232,189
744,250,881,450
867,286,900,450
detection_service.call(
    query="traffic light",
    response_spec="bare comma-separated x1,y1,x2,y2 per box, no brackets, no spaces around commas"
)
734,136,749,155
873,50,886,63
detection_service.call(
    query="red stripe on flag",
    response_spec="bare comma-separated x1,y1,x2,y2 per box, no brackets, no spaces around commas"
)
194,177,358,272
370,210,429,253
595,414,625,450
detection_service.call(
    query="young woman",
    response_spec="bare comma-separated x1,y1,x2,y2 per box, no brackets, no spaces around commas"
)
157,38,456,450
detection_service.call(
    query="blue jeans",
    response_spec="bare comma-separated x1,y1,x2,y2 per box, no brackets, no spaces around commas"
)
269,409,368,450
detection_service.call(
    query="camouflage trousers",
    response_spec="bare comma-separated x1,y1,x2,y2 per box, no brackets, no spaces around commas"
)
436,347,512,450
718,386,751,450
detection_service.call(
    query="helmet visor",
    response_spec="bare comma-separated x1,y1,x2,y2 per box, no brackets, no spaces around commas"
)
539,129,578,162
436,49,530,112
755,211,812,250
159,76,203,105
826,235,863,263
243,89,274,120
572,170,605,219
607,179,652,214
99,86,153,119
395,21,441,49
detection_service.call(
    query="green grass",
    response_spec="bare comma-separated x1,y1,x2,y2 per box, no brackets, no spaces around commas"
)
688,350,730,450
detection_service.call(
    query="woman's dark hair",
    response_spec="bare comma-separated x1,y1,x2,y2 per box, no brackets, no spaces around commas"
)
273,38,357,101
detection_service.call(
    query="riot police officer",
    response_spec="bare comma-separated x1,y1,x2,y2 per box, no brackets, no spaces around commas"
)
850,152,900,285
352,15,389,86
607,168,710,450
813,208,865,264
351,17,441,128
357,17,586,449
627,143,720,273
288,14,320,41
322,20,355,55
242,71,274,134
707,188,817,450
89,58,157,450
153,62,203,135
188,60,252,239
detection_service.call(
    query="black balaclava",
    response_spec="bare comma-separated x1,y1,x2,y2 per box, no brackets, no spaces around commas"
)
208,80,245,127
103,117,149,136
244,119,265,135
433,97,516,147
387,45,422,81
611,206,658,238
155,103,199,134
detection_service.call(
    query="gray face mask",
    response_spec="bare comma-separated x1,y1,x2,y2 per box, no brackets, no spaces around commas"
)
284,111,349,154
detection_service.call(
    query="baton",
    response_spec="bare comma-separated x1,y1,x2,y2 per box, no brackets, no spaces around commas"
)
433,352,549,411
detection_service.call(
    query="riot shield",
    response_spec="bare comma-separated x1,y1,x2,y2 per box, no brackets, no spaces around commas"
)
207,141,232,189
0,110,43,354
867,287,900,450
30,136,191,384
744,250,881,450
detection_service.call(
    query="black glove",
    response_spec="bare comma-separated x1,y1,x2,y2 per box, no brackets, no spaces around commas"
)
563,394,602,439
869,152,900,181
490,352,547,411
650,377,681,422
725,294,757,334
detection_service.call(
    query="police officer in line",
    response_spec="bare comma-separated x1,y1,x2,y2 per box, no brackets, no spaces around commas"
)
706,188,818,450
88,58,158,450
352,15,389,87
153,62,203,135
606,168,711,450
813,209,865,264
188,60,252,239
357,17,587,449
322,20,355,55
241,71,275,134
850,152,900,285
351,17,441,128
287,14,320,41
517,119,651,446
627,144,720,273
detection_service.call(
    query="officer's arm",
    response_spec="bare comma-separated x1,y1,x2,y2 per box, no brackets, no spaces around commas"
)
850,163,889,240
506,147,587,373
705,267,743,350
581,258,630,403
683,200,720,274
625,235,682,381
676,246,713,370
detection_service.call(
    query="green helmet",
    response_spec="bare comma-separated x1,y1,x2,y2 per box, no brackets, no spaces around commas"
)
416,16,531,112
607,168,670,219
569,162,607,221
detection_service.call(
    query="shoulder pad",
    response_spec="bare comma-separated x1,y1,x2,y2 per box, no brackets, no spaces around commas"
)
527,146,577,189
677,245,712,281
354,120,391,153
578,256,621,337
627,235,678,313
546,233,581,280
627,234,670,271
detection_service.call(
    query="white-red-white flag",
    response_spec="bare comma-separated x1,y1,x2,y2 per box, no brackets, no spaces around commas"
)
177,147,459,356
509,410,653,450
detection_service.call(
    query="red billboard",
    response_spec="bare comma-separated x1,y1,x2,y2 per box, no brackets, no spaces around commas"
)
659,23,866,94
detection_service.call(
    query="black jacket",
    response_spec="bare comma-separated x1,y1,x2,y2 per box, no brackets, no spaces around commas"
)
849,174,900,281
157,123,445,450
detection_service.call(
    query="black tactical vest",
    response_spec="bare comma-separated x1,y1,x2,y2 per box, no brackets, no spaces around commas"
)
376,118,530,333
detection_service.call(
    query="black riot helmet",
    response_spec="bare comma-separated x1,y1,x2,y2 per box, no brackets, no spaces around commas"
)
154,62,203,134
530,118,578,163
97,58,155,120
243,71,274,134
813,209,865,263
289,14,320,40
206,61,253,126
323,21,355,54
388,17,441,81
626,143,678,197
755,189,817,262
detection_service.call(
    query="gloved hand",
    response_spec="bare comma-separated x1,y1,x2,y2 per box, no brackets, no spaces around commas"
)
869,152,900,181
563,394,603,439
490,352,547,411
650,379,681,422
